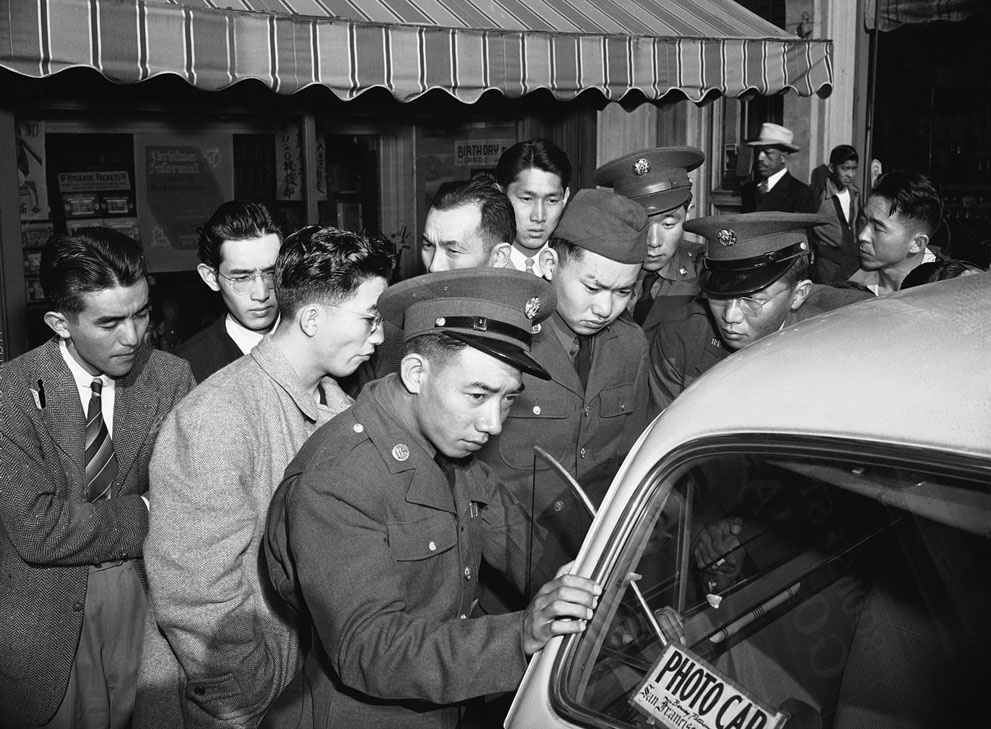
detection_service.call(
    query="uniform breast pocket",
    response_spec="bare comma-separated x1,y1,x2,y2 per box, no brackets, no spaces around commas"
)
500,394,576,471
387,513,460,608
598,383,636,420
388,513,458,561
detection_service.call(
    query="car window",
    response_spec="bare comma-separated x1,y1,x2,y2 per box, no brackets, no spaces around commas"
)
555,448,991,729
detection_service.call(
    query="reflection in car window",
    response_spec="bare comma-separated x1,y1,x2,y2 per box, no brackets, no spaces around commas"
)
562,451,991,728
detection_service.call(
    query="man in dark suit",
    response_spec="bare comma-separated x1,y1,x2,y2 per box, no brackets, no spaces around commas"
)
0,228,194,728
173,200,282,382
740,123,817,215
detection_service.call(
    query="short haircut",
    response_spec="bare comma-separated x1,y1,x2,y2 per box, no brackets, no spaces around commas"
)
547,237,584,266
901,259,985,288
275,226,395,320
40,227,147,320
198,200,281,269
496,138,573,191
430,175,516,250
779,252,812,288
402,332,469,370
829,145,859,166
870,170,943,238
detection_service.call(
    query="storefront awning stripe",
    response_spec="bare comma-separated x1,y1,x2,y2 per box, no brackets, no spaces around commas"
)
0,0,833,102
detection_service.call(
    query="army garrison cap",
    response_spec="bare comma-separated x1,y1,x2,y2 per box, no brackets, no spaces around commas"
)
592,146,705,216
379,268,556,380
553,188,648,264
687,212,828,297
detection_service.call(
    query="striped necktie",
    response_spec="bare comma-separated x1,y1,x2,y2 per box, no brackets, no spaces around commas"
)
85,379,118,502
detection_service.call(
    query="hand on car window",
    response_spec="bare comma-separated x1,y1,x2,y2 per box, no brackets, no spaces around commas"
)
695,517,744,594
522,561,602,656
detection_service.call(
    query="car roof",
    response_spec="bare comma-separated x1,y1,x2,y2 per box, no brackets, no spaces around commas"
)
643,273,991,461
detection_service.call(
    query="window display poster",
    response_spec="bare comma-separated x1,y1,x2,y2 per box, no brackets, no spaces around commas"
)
17,119,50,221
135,134,234,272
276,121,328,202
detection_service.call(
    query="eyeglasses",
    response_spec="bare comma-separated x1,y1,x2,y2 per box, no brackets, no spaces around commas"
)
216,269,276,294
708,287,788,317
328,306,383,335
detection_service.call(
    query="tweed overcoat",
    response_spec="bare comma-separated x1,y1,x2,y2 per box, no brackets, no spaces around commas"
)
136,335,350,729
0,338,194,725
173,315,243,384
263,375,537,729
741,171,818,214
476,314,650,583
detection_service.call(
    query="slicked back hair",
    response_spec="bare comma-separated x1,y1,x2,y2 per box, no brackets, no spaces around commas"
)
871,170,943,238
275,226,395,320
496,138,572,191
430,175,516,250
198,199,282,269
40,227,147,320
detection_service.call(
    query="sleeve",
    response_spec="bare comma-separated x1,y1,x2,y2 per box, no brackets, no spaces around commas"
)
288,458,528,705
144,399,286,726
0,373,150,567
648,319,685,414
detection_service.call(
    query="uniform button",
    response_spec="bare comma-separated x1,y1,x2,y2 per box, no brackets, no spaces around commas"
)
532,405,541,415
464,566,472,580
72,601,84,612
353,423,364,433
580,447,586,459
620,403,626,411
428,541,437,551
192,686,206,696
584,406,590,416
552,500,564,512
459,614,468,620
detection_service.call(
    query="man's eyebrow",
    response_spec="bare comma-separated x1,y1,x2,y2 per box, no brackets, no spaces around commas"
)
93,302,150,325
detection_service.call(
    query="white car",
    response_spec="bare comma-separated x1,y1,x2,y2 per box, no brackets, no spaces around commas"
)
507,274,991,729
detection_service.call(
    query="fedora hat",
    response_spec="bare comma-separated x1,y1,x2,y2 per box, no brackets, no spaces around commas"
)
745,123,800,153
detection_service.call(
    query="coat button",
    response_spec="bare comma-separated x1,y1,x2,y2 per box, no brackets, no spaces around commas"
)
580,447,586,459
72,601,84,612
584,406,590,416
532,405,541,415
193,686,206,696
353,423,364,433
552,500,564,512
464,566,472,580
460,613,468,620
428,541,437,551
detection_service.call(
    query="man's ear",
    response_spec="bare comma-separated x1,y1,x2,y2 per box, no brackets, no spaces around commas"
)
908,232,930,255
539,247,560,280
488,242,512,269
789,279,813,311
562,187,572,207
399,353,428,394
197,263,221,293
297,303,321,337
43,311,71,339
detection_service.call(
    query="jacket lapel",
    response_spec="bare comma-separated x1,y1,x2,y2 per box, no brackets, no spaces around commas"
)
583,325,620,402
532,327,583,398
111,348,157,492
36,340,87,484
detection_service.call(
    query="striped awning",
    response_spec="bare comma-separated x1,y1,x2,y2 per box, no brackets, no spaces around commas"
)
0,0,832,104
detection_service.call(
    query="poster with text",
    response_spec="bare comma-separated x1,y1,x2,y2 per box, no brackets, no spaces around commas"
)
17,120,49,220
135,134,233,272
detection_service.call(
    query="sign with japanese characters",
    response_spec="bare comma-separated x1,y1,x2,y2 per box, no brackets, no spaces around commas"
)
630,644,788,729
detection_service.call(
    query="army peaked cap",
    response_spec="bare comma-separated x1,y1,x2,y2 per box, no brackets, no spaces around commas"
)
552,188,648,264
380,268,556,379
687,212,828,296
592,146,705,216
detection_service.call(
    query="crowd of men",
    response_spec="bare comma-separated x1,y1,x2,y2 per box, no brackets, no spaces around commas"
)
1,129,982,729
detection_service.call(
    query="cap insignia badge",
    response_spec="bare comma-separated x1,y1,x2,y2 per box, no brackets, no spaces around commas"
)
524,297,541,320
633,158,651,176
717,229,737,247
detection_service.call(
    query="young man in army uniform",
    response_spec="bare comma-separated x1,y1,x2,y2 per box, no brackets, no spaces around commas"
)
263,268,601,729
648,212,873,412
592,146,706,339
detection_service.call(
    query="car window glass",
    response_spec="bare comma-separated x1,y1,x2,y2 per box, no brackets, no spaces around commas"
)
559,450,991,729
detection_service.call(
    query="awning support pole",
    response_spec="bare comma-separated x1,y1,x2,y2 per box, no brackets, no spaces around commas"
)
302,113,319,225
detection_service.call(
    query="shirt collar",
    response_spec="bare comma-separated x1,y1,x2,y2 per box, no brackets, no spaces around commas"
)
765,167,788,191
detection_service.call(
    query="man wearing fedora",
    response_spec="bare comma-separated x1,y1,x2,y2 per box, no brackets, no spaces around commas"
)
592,147,706,340
741,123,817,215
648,212,872,411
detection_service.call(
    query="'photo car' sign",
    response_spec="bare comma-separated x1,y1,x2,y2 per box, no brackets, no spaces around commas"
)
630,644,788,729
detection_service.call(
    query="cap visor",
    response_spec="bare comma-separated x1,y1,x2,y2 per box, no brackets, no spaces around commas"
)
443,331,551,380
699,259,793,297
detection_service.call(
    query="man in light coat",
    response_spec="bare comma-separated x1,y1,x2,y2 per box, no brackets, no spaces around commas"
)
136,227,395,728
